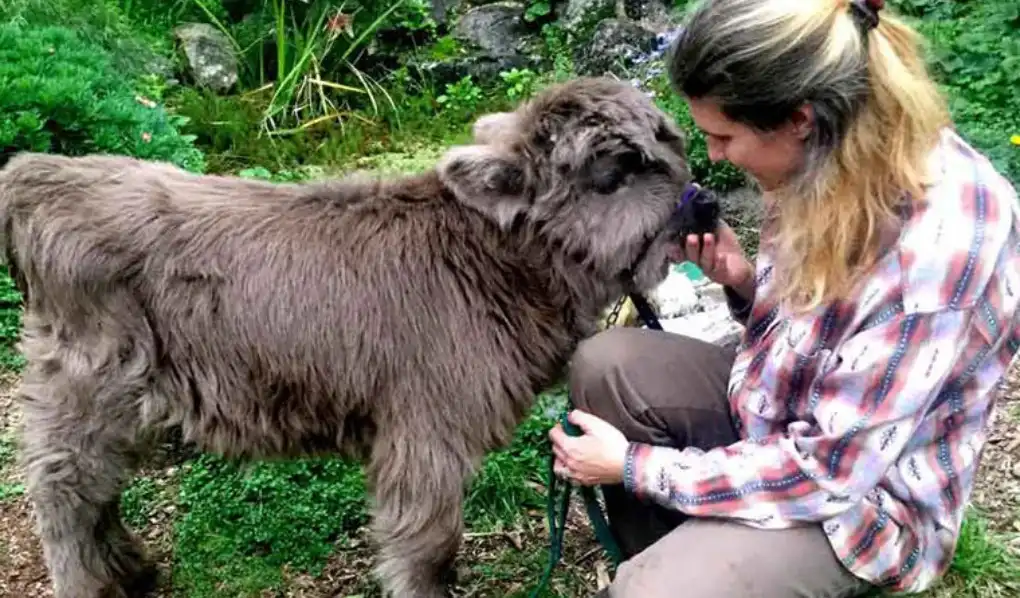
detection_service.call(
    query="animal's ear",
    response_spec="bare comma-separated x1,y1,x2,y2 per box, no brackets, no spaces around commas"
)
437,145,533,229
472,112,519,144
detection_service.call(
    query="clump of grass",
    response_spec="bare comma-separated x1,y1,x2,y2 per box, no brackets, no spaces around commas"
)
942,507,1020,594
0,434,24,503
172,455,368,597
465,390,565,531
0,269,25,372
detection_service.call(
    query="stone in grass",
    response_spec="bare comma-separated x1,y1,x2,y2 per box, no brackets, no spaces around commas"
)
660,302,746,350
573,18,658,77
649,267,701,318
173,23,239,94
650,266,746,350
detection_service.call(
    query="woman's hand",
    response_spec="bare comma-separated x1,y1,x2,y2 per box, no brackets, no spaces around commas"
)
548,410,630,486
668,221,754,297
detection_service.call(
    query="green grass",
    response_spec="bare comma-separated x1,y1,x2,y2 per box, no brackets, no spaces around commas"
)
0,434,23,503
173,455,368,595
944,508,1020,594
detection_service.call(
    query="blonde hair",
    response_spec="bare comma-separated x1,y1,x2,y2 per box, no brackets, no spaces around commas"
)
669,0,951,312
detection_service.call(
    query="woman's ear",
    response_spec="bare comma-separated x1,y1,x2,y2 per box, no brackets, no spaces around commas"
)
790,103,815,140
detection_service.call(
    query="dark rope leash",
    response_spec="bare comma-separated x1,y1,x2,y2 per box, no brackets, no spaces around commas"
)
529,293,663,598
529,181,716,596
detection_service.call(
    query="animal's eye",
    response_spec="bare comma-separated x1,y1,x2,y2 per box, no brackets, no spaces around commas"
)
591,163,625,194
589,150,645,195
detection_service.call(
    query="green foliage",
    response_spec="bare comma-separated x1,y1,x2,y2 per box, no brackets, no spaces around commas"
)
437,75,486,119
0,271,24,372
0,23,205,173
237,165,321,182
0,0,175,72
178,0,429,133
945,506,1020,592
501,68,542,103
0,435,22,504
164,382,562,595
173,455,368,595
120,476,164,528
888,0,1020,184
166,73,479,174
524,1,553,24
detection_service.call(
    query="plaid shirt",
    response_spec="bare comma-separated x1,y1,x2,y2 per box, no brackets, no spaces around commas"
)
623,128,1020,593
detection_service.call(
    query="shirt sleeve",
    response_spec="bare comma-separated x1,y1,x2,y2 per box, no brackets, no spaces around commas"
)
622,304,982,527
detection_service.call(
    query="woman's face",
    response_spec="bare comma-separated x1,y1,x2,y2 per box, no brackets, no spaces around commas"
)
687,96,811,192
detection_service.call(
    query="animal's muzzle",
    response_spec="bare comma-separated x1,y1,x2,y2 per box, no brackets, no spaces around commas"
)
624,182,722,283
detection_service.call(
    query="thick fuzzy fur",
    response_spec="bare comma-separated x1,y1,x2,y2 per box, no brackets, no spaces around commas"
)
0,77,716,598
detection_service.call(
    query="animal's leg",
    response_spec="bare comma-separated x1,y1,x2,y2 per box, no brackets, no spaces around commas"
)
17,316,156,598
368,432,474,598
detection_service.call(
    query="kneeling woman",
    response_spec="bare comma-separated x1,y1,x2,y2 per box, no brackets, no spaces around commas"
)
549,0,1020,596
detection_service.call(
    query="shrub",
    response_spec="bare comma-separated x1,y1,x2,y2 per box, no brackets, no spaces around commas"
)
0,23,205,173
890,0,1020,184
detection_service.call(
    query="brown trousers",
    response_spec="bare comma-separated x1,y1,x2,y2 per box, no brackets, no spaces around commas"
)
569,327,872,598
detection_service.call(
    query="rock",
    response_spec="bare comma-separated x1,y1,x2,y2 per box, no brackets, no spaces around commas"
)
173,22,239,94
432,0,472,26
642,266,747,350
561,0,618,33
573,18,658,77
649,268,700,318
416,2,546,88
660,303,745,350
453,2,533,59
411,53,542,88
623,0,681,30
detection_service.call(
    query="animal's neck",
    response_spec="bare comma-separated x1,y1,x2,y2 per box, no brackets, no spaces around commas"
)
376,169,619,340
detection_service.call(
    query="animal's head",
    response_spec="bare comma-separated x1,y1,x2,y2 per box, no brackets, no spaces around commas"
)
437,76,719,297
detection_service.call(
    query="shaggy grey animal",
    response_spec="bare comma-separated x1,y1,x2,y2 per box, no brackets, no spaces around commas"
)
0,77,707,598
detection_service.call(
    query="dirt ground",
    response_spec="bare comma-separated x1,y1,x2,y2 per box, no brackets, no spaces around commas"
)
2,361,1019,598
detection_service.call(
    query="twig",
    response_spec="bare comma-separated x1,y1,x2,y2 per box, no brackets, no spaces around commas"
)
573,545,603,565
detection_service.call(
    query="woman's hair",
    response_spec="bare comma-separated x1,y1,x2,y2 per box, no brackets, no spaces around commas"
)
669,0,951,312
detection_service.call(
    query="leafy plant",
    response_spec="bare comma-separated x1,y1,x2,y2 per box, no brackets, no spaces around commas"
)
888,0,1020,184
501,68,540,103
437,75,485,119
173,455,369,596
0,23,205,173
184,0,412,135
525,1,552,23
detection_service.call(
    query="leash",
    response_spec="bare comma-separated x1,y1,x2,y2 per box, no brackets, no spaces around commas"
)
529,293,663,597
528,181,714,596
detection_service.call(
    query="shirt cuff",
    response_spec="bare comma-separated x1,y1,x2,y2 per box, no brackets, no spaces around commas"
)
724,284,753,324
623,442,650,498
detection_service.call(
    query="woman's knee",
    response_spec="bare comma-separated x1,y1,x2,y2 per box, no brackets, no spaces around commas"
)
571,328,640,397
568,327,648,415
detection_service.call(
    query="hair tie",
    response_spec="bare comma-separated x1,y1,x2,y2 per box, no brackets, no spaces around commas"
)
850,0,883,31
